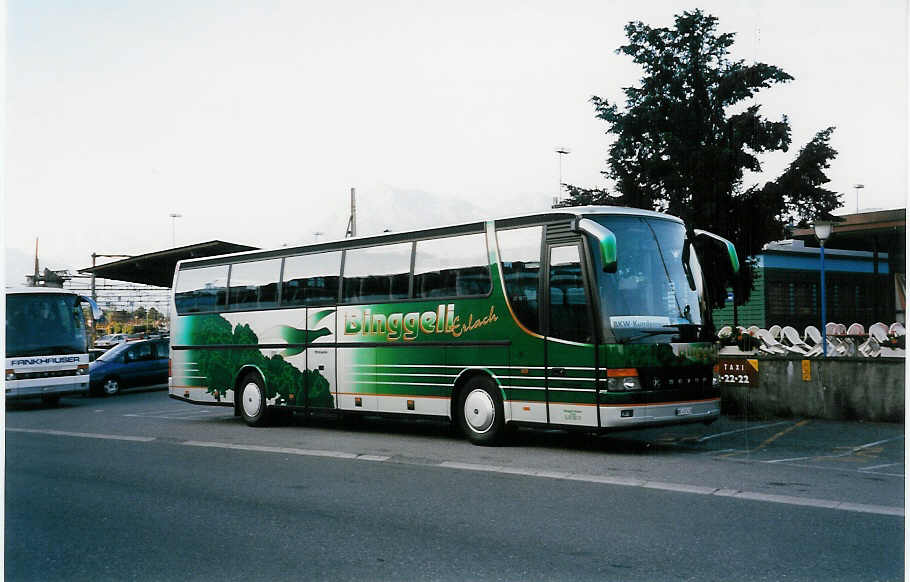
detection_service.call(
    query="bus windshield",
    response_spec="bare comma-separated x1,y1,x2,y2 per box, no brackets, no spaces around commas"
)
590,215,706,344
5,293,88,357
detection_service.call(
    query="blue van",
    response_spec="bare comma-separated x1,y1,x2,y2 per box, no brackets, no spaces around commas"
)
89,339,169,396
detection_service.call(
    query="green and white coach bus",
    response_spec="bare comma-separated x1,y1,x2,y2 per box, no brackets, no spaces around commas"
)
168,206,738,445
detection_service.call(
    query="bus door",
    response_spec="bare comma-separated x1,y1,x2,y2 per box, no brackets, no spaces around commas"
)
496,225,547,424
305,308,337,410
544,239,599,427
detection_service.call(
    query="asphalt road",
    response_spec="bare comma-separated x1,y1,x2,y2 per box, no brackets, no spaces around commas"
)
5,388,905,581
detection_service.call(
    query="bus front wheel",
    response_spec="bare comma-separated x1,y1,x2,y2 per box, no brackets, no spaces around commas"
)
42,395,61,407
239,374,271,427
457,377,504,446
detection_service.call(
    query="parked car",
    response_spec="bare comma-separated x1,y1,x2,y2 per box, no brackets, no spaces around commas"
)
89,339,169,396
94,333,128,350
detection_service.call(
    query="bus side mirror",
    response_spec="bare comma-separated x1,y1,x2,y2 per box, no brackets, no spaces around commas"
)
575,218,617,273
692,230,740,310
693,230,739,276
79,295,103,320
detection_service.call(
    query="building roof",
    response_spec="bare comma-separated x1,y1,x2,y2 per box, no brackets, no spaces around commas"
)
79,241,258,287
792,208,905,250
792,208,905,272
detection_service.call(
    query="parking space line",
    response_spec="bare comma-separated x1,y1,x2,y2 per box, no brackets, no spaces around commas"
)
695,421,792,442
719,420,811,458
765,435,905,464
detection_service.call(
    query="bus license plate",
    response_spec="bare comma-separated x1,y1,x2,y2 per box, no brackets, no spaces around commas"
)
675,407,693,416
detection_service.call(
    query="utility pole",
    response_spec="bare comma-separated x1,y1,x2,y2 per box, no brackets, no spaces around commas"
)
345,188,356,238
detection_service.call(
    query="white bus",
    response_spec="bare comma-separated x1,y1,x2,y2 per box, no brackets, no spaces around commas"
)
5,287,102,405
168,206,739,444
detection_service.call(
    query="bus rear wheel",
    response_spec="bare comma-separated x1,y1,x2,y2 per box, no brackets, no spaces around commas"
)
457,377,504,446
239,373,271,427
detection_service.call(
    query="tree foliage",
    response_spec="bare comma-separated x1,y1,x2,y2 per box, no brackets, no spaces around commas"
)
186,314,333,408
561,10,842,302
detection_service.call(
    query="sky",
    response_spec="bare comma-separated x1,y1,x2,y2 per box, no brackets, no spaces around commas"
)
4,0,908,285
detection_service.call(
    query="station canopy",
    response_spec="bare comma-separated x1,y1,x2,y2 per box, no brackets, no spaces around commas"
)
79,240,258,288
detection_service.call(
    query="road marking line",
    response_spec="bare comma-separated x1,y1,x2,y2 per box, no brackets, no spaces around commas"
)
695,421,792,442
10,428,902,517
860,462,904,472
356,454,391,462
126,409,216,419
182,441,359,459
6,428,156,442
641,481,719,495
436,460,904,517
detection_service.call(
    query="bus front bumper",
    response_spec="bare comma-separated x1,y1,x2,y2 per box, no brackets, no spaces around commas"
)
599,398,720,428
6,377,89,400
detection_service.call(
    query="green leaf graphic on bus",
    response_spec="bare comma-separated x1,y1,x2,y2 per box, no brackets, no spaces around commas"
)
280,326,332,357
183,314,333,408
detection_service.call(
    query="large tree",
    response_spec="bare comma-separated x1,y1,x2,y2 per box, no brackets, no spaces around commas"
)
561,10,842,302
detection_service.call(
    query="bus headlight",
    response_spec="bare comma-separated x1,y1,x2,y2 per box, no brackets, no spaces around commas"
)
606,369,641,391
6,370,15,381
76,365,89,375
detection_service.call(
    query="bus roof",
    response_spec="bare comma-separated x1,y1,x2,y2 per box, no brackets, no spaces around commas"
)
175,205,682,270
5,286,84,296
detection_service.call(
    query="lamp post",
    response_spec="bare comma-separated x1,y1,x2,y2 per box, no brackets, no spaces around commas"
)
853,184,864,214
169,213,182,247
814,220,834,356
555,147,570,205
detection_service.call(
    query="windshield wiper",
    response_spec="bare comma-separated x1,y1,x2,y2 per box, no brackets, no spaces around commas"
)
617,323,703,344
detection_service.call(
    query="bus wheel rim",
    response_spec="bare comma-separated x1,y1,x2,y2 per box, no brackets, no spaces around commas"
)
242,382,262,418
464,389,495,433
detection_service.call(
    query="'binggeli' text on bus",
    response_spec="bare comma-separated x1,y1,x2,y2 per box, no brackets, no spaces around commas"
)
168,206,739,444
6,287,103,405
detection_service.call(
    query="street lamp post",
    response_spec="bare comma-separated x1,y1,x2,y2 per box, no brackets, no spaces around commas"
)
853,184,864,214
814,220,834,356
555,148,570,205
169,213,182,247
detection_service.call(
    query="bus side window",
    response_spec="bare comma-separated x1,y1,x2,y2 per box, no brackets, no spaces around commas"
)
341,243,412,304
548,245,593,343
414,233,491,298
228,258,281,310
175,265,229,314
281,251,342,307
496,226,542,334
